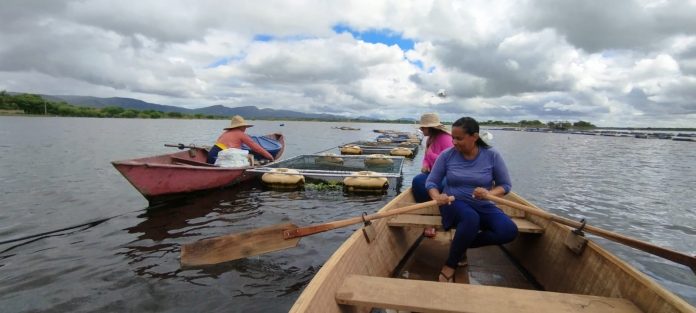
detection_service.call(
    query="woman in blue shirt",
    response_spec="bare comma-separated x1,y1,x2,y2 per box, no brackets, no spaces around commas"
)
425,117,518,283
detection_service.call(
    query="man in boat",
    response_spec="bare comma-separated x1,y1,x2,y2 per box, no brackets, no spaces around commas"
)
425,117,518,283
207,115,275,164
411,112,453,238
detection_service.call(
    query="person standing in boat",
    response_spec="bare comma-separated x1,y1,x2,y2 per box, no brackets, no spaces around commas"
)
425,116,517,283
206,115,275,164
411,112,453,238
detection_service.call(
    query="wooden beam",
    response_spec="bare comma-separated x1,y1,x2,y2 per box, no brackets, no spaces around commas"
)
336,274,642,313
170,156,217,167
387,214,545,234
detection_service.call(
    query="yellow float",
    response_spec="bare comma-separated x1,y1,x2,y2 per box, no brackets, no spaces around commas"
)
315,153,344,166
363,154,394,167
261,168,305,189
340,144,362,155
389,147,413,158
343,171,388,192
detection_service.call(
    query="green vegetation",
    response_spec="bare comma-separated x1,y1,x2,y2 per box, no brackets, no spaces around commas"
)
478,119,597,130
304,181,343,191
0,91,221,119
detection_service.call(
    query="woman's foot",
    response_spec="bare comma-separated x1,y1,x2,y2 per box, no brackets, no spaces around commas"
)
438,265,456,283
423,227,437,238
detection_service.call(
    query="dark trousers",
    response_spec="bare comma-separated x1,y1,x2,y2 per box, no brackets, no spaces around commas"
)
206,145,222,164
412,172,446,203
441,200,518,268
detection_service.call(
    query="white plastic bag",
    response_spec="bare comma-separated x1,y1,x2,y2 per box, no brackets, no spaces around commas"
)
214,148,250,168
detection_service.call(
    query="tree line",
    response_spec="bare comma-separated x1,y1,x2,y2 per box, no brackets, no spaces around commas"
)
0,91,221,119
479,119,596,129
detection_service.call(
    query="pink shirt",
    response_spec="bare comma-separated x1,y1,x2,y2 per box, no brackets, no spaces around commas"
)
216,129,274,160
422,132,453,170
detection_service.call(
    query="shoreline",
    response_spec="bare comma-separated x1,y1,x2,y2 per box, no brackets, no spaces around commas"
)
2,113,695,131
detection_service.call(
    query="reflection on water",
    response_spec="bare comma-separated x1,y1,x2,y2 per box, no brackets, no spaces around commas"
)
116,178,392,310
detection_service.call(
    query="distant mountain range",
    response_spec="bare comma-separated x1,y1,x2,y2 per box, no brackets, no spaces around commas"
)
33,93,417,122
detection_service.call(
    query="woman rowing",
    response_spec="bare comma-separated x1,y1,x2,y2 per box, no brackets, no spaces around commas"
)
425,116,518,282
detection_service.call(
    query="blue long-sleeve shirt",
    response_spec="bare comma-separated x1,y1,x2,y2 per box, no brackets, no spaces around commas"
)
425,146,511,211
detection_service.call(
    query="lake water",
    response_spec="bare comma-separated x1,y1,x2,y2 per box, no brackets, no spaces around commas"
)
1,116,695,312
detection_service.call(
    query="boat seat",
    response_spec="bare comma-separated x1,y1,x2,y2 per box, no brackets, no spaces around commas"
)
170,156,218,167
394,201,526,218
336,274,642,313
387,214,544,234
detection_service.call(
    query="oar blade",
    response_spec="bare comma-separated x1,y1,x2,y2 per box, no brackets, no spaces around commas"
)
180,223,300,267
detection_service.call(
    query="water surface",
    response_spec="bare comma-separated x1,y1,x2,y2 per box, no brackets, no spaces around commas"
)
1,116,695,312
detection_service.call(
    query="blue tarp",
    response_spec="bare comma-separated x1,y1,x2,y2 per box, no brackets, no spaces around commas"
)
242,135,282,159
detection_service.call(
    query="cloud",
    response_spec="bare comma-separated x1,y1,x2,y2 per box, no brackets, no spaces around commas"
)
0,0,695,127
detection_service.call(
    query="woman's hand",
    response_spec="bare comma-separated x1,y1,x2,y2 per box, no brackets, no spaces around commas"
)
420,166,430,173
434,193,453,206
472,187,489,200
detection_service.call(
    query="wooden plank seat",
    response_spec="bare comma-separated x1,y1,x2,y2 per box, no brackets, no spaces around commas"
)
170,156,218,167
393,201,526,218
387,214,544,234
171,155,256,167
335,274,642,313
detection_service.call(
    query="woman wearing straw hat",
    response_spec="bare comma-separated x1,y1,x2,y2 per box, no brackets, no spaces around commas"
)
206,115,275,164
412,112,453,237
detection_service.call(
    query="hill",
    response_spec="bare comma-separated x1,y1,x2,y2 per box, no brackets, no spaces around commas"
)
41,94,347,120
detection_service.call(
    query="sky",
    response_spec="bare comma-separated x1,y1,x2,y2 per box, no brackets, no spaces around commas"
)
1,0,695,127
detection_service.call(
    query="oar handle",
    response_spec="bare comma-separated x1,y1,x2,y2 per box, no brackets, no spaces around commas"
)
485,194,696,274
164,143,203,150
283,197,454,239
165,143,192,150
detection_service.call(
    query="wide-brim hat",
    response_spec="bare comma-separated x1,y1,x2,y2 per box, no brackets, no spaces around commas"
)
417,112,450,134
224,115,254,130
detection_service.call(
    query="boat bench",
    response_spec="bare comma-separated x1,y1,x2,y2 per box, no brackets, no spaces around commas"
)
336,274,642,313
171,156,217,167
387,214,545,234
171,155,256,167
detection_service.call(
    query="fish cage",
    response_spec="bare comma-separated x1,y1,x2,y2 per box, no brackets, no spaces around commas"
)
247,154,405,193
339,141,420,156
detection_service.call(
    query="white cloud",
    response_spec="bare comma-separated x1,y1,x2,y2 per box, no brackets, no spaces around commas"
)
0,0,695,127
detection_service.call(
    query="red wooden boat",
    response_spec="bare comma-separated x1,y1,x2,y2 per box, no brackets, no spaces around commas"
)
112,133,284,202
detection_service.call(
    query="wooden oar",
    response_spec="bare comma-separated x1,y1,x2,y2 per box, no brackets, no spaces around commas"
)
180,198,453,267
164,143,201,150
485,194,696,274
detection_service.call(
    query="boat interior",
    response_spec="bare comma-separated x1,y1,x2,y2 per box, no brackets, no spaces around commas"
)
291,190,693,313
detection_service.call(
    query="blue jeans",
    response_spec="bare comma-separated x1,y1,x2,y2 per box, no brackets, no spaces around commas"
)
440,200,518,268
412,172,446,203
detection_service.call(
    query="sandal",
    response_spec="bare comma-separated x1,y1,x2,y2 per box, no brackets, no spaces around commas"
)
438,271,455,283
423,227,437,238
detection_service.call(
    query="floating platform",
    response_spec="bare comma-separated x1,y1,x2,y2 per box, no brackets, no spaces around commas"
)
339,141,420,156
247,154,405,192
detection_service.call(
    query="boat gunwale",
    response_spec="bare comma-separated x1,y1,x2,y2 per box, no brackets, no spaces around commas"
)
289,188,420,312
504,192,696,313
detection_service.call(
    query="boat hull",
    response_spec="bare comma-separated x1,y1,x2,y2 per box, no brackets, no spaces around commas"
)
290,188,695,313
112,133,284,202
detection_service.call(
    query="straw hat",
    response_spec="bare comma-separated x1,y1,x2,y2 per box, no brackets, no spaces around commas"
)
224,115,254,130
417,112,449,134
